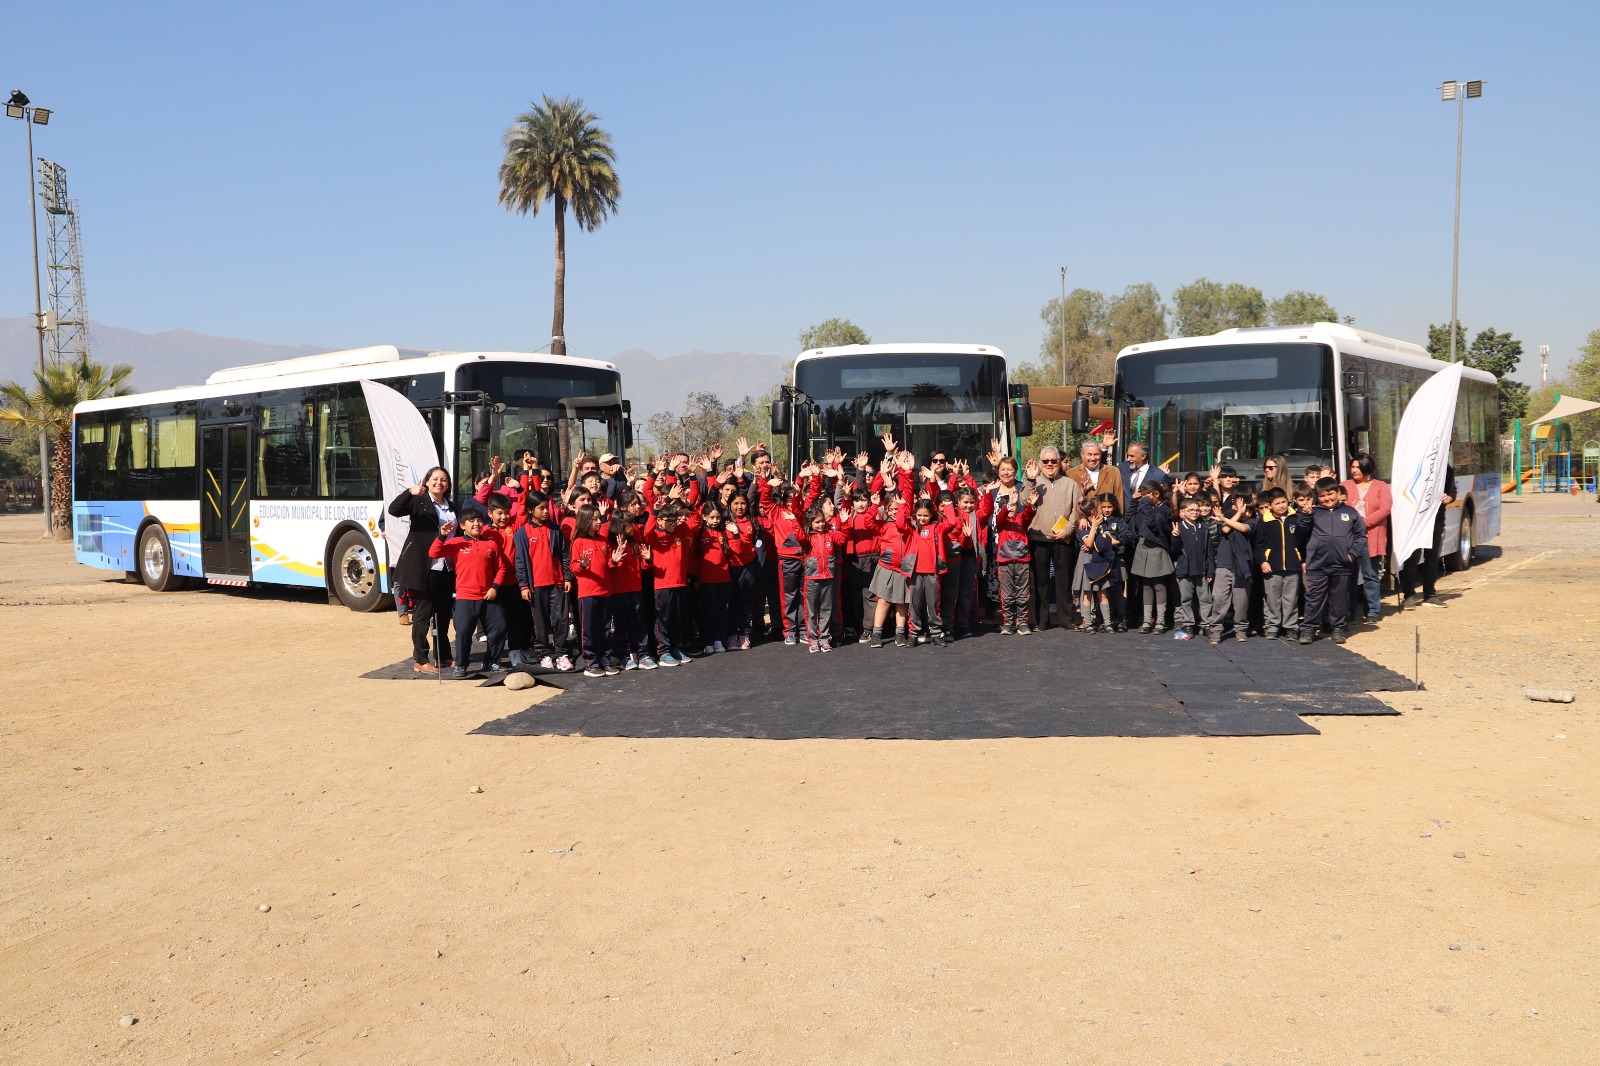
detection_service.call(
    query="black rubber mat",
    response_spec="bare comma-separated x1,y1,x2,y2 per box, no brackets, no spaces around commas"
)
466,629,1403,740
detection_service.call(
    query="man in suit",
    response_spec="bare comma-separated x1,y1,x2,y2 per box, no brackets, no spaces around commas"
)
1119,442,1171,500
1064,440,1124,512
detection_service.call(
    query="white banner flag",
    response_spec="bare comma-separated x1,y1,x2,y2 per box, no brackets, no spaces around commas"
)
1388,361,1464,562
361,379,441,571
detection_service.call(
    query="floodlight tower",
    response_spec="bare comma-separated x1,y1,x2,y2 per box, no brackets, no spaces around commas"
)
6,89,54,536
39,160,91,367
1440,79,1483,364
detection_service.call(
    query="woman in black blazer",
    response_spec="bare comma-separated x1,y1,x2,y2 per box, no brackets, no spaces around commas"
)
388,466,458,673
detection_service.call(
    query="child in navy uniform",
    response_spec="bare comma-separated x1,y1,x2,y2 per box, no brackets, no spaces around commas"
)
1129,481,1175,633
1208,487,1257,644
1299,477,1367,645
1172,495,1214,639
1253,487,1307,640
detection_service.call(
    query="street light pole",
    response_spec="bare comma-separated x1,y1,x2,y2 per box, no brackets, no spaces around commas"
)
1441,79,1483,364
1060,265,1068,451
8,90,52,535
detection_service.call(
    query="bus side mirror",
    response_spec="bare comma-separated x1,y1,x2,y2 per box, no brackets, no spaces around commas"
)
1346,392,1370,433
623,415,634,449
1012,401,1033,438
1071,397,1091,434
469,405,493,444
770,397,791,436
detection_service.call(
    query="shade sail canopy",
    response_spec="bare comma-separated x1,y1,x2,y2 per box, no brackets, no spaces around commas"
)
1527,395,1600,425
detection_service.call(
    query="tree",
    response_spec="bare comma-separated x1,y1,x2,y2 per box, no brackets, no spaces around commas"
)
1269,290,1339,326
1,353,135,535
1038,287,1111,388
1464,327,1529,431
1171,278,1267,337
498,95,621,356
1104,282,1169,352
1426,321,1469,361
798,318,870,351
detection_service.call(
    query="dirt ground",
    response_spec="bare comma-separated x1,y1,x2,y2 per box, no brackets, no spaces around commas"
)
1,493,1596,1065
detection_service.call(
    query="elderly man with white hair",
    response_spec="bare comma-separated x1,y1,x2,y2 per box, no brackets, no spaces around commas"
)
1022,445,1083,632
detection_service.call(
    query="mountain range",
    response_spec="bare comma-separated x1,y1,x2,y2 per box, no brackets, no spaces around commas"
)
0,316,787,424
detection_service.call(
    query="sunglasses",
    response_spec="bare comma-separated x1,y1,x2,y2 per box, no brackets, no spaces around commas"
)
1264,464,1277,471
1040,458,1060,464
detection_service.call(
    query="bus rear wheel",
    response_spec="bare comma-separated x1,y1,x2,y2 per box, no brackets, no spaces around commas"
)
138,525,186,592
332,530,384,612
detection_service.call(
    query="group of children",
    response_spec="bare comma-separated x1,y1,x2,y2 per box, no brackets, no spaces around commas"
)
1102,465,1372,645
403,444,1378,679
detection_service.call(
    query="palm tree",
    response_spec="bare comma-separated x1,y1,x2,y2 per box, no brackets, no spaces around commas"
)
498,95,621,357
1,354,135,536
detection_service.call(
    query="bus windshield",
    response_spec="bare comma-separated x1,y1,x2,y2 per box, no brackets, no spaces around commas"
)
455,360,624,482
793,353,1005,470
1117,343,1335,482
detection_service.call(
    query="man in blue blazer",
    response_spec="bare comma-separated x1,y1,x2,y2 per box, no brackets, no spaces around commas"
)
1118,442,1171,498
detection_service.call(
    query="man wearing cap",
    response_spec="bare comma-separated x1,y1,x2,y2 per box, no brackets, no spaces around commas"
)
598,453,627,500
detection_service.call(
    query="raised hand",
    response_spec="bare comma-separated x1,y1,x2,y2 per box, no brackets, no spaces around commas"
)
410,480,426,496
880,430,898,453
709,443,724,461
700,453,715,473
736,436,750,457
439,519,457,537
489,455,504,477
1024,459,1041,481
1101,431,1118,449
896,450,915,472
854,451,870,471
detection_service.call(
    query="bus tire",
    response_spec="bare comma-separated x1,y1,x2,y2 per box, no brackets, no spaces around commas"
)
137,524,186,592
331,529,384,612
1446,511,1474,572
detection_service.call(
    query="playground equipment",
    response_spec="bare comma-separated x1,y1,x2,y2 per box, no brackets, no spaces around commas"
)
1507,395,1600,495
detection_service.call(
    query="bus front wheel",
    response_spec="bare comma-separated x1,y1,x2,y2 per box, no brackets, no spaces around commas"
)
138,525,186,592
1446,512,1475,572
332,530,384,612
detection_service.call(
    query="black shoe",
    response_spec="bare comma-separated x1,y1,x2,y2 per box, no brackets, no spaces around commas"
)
1139,622,1153,634
930,633,947,647
1113,622,1128,633
1298,632,1314,645
894,634,910,648
1332,630,1348,644
870,630,884,649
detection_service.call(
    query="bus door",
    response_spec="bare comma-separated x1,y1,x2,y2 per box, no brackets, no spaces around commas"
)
201,423,252,579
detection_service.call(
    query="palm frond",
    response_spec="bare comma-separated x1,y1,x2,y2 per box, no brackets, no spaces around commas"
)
498,93,621,229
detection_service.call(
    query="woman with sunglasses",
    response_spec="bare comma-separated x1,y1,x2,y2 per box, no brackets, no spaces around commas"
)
1261,454,1292,497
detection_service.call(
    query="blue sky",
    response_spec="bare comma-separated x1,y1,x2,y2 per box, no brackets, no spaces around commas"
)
3,0,1596,386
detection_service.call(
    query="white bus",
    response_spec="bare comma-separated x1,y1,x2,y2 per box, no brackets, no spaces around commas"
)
771,343,1027,477
1094,323,1500,570
71,345,631,610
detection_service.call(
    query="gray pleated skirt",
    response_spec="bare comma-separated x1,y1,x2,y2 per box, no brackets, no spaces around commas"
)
868,565,909,605
1131,542,1175,578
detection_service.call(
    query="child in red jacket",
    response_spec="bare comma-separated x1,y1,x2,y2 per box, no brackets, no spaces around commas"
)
694,501,739,654
724,493,761,649
990,459,1041,634
939,486,992,639
643,502,699,667
483,492,534,666
569,505,619,677
801,506,850,652
428,505,507,677
759,476,819,645
606,502,650,670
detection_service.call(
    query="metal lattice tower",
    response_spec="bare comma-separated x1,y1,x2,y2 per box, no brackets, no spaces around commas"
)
38,159,90,368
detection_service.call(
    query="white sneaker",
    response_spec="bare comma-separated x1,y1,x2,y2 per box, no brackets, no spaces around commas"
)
539,655,555,670
703,644,717,655
623,655,639,671
555,655,574,672
713,641,726,653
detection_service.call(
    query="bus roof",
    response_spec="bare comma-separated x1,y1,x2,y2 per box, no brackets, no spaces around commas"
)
74,346,620,414
1114,322,1498,384
793,342,1005,365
